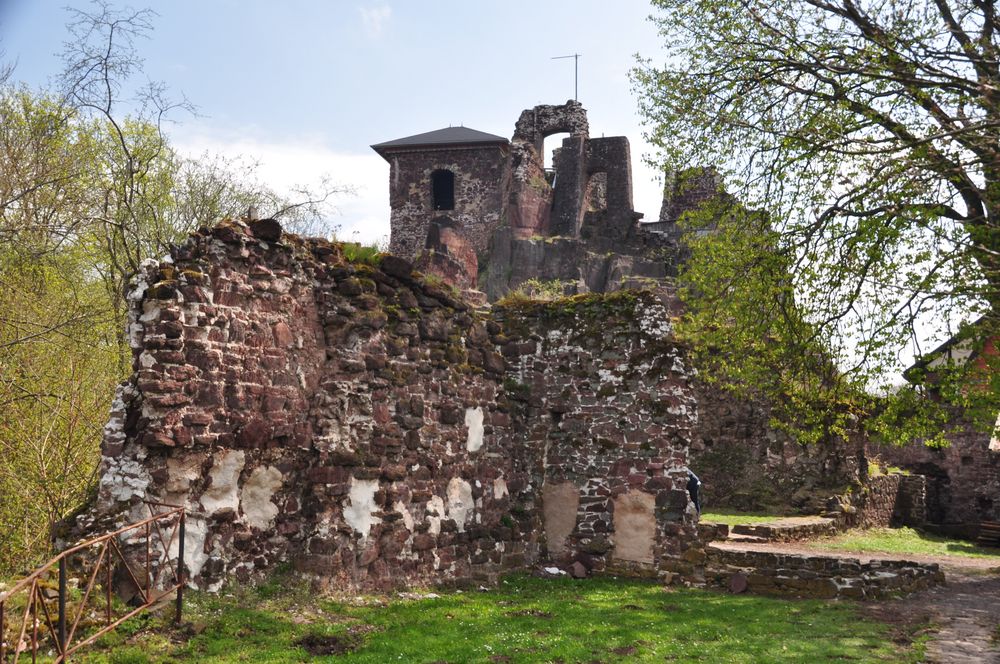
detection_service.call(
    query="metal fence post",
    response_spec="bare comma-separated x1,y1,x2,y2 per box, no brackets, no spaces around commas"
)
58,557,67,656
175,512,185,625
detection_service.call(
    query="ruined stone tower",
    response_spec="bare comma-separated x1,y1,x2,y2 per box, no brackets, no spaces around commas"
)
375,101,669,300
372,126,510,288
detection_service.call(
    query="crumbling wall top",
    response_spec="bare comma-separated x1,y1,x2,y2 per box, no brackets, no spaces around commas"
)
513,100,590,147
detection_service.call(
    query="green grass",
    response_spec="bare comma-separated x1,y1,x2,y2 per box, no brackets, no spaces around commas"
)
342,242,382,265
700,509,790,526
807,527,1000,560
73,573,926,663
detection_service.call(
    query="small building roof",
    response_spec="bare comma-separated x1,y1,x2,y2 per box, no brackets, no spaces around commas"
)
904,315,994,383
372,126,509,158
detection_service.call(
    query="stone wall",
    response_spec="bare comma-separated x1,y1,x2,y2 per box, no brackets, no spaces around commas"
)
705,547,944,599
688,386,864,514
873,421,999,534
496,291,700,576
86,220,703,591
853,475,904,528
93,219,531,591
385,146,508,263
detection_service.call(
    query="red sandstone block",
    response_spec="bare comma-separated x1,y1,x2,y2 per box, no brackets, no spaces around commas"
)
146,393,192,408
141,431,177,447
137,378,183,394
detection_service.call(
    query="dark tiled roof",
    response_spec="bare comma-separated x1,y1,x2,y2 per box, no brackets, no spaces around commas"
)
372,126,509,155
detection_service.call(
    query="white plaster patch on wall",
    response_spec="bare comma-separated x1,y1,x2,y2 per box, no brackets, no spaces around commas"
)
164,453,205,500
344,477,381,538
465,406,485,452
446,477,474,533
167,515,209,584
493,477,508,500
138,302,160,324
597,367,622,387
394,500,415,532
138,351,157,369
128,259,158,306
638,302,672,338
240,465,283,530
101,456,151,503
990,412,1000,452
200,450,246,515
426,495,445,535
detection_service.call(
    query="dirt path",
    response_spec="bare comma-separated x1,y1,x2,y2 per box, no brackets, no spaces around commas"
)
711,540,1000,662
912,573,1000,663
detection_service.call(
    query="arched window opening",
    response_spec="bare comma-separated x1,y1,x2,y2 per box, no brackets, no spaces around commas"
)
542,133,571,169
542,132,571,186
432,170,455,211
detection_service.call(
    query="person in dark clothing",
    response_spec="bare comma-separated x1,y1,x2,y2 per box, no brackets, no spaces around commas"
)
686,469,701,514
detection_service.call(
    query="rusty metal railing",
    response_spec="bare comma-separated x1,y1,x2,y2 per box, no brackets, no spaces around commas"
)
0,501,186,663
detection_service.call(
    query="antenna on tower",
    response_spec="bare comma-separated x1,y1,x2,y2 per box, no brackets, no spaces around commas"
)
551,53,582,101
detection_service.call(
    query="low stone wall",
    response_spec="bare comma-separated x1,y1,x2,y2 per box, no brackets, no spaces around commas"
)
705,547,944,599
848,474,927,529
853,475,904,528
730,519,837,543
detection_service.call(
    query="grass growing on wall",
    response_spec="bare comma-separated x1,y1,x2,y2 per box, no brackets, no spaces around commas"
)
76,573,927,663
342,242,383,265
808,527,1000,560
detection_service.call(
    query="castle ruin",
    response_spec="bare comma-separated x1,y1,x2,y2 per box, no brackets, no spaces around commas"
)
78,102,949,597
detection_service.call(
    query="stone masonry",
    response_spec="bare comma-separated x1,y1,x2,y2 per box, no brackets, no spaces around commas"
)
86,218,701,591
373,135,509,279
80,100,953,598
873,421,999,537
496,291,701,575
704,547,944,600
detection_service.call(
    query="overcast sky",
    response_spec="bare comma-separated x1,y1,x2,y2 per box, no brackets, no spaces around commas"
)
0,1,669,244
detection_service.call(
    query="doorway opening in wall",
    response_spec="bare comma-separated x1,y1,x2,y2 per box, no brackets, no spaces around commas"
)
543,133,571,186
432,169,455,210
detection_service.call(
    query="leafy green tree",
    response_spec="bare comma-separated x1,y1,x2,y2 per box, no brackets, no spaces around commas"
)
0,2,348,572
0,248,118,572
634,0,1000,440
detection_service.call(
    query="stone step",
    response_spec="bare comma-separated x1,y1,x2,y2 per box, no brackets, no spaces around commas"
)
725,533,768,544
975,521,1000,548
729,517,838,543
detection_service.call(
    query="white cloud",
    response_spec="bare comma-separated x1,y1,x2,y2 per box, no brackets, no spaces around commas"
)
359,4,392,38
171,126,390,245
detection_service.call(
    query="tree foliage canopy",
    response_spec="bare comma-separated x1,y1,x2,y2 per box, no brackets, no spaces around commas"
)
634,0,1000,441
